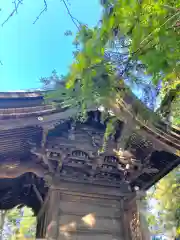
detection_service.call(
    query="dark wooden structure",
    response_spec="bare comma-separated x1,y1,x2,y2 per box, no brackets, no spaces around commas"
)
0,91,179,240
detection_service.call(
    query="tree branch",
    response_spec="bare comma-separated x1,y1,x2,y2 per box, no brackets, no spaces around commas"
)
139,11,180,47
1,0,23,27
33,0,47,24
162,5,180,12
13,0,18,14
61,0,81,31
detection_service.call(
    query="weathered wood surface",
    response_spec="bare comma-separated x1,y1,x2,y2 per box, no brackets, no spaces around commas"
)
0,92,178,240
38,185,131,240
0,118,178,193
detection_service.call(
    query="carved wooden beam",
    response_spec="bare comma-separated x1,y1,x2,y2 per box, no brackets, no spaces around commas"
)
107,93,179,155
41,127,54,173
139,127,179,154
30,126,55,174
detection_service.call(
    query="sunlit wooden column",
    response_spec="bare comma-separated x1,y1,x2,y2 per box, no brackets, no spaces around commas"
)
45,188,61,240
124,191,150,240
39,180,130,240
120,199,132,240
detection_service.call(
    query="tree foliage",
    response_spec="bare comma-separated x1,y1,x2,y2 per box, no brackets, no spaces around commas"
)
45,0,179,127
0,210,6,240
146,166,180,237
0,207,36,240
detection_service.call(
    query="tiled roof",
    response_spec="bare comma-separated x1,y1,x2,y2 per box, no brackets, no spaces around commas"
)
0,91,44,98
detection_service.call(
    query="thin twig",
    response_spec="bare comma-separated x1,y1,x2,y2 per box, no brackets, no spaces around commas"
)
1,0,23,27
13,0,18,14
121,12,180,77
162,5,180,12
33,0,48,24
139,11,180,47
66,0,71,6
62,0,81,31
119,10,179,72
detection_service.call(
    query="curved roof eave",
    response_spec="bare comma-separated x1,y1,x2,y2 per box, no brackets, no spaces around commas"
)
0,91,45,99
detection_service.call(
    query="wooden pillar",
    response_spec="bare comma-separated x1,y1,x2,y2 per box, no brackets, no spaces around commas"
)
46,189,61,239
124,196,148,240
36,181,133,240
36,180,151,240
36,213,46,239
120,199,131,240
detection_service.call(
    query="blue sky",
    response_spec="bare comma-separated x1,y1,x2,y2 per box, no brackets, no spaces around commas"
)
0,0,101,91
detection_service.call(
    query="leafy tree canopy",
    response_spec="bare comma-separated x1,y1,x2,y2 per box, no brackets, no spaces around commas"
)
0,207,36,240
146,166,180,237
45,0,180,126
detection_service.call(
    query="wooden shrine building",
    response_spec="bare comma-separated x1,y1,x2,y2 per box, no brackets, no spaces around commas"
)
0,91,179,240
